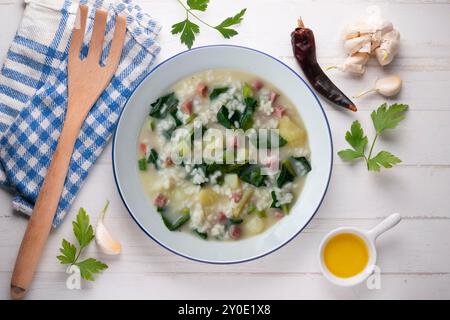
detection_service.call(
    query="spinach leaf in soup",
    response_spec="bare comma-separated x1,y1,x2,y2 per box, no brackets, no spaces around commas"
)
270,191,279,208
170,109,183,127
225,217,243,230
147,148,159,169
209,87,229,100
239,97,257,130
194,229,208,239
217,106,233,129
239,164,266,187
159,207,191,231
276,160,296,188
270,191,289,214
290,156,312,176
149,92,179,118
252,131,288,149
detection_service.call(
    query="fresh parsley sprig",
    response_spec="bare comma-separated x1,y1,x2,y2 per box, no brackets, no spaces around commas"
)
338,103,408,172
57,208,107,281
172,0,247,49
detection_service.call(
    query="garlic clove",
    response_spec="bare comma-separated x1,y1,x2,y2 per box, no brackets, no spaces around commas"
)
379,21,394,36
326,52,369,75
95,201,122,255
342,63,366,75
375,75,402,97
375,29,400,66
375,48,390,66
354,75,402,98
344,35,371,55
347,52,370,65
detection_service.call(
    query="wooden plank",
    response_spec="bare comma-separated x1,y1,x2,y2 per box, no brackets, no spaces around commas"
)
1,217,449,274
0,271,449,299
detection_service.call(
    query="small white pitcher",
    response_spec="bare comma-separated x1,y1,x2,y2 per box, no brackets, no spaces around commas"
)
319,213,402,287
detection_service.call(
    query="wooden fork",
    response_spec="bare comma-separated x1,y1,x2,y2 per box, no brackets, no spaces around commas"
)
10,5,126,299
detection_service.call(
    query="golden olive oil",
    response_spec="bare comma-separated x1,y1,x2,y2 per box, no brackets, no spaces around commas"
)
323,233,369,278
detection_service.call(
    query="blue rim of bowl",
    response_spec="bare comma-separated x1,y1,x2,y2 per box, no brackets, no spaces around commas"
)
112,44,333,264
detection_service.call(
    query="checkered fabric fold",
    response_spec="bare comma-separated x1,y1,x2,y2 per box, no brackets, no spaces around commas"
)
0,0,161,227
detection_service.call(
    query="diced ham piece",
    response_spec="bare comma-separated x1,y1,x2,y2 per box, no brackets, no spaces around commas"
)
196,83,208,97
274,210,284,219
265,157,280,175
229,225,242,240
273,105,286,118
252,80,264,91
153,193,168,208
228,135,239,148
270,91,279,103
164,157,174,168
231,191,242,203
261,151,279,174
218,212,227,223
233,136,239,148
139,143,147,154
181,101,193,115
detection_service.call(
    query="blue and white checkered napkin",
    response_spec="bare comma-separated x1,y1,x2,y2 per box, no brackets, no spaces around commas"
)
0,0,161,227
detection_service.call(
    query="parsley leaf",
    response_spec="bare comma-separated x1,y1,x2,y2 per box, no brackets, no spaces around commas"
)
214,9,247,39
72,208,94,249
171,19,200,49
371,103,408,134
346,120,368,154
187,0,209,11
75,258,108,282
173,1,246,49
338,149,365,161
337,120,367,160
338,103,407,172
368,151,402,172
57,206,108,281
57,239,77,264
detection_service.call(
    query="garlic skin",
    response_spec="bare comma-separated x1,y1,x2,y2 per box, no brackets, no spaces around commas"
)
95,201,122,255
354,75,403,98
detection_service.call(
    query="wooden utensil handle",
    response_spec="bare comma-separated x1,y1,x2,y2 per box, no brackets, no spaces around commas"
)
10,120,80,299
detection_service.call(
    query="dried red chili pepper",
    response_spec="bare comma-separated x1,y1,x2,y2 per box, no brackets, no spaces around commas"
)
291,19,357,112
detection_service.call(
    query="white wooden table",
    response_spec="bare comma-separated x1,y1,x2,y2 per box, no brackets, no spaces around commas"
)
1,0,450,300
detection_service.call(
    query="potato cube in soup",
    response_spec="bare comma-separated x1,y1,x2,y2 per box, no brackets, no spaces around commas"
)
224,174,240,189
243,215,265,235
199,188,220,207
279,116,307,147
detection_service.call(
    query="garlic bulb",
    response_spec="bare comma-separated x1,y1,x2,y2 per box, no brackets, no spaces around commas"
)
95,201,122,255
336,6,401,74
354,75,403,98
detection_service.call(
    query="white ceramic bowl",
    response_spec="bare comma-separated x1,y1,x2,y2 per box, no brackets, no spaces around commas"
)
113,45,333,264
